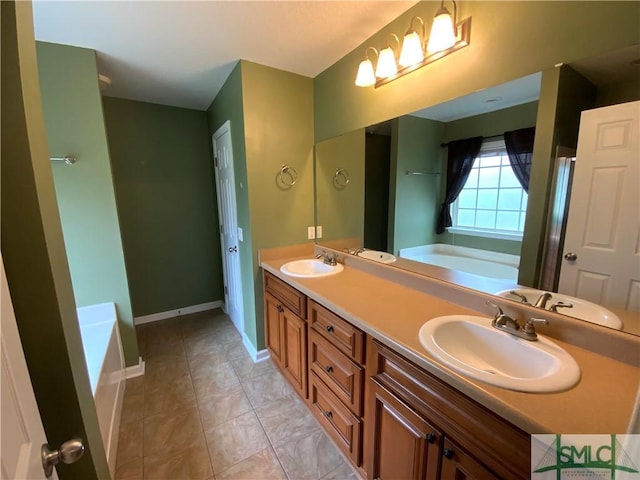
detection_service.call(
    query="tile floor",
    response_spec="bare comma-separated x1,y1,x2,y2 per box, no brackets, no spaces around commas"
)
115,308,360,480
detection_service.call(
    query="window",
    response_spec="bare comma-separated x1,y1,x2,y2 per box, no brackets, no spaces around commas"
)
450,139,527,240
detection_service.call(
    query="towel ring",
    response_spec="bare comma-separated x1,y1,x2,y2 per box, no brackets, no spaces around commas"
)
278,164,297,187
333,168,350,188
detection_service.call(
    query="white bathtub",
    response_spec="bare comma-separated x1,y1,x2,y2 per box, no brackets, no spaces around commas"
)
77,302,125,478
399,244,520,281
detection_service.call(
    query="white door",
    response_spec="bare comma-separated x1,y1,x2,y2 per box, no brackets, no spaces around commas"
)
1,257,57,480
558,100,640,312
212,121,244,334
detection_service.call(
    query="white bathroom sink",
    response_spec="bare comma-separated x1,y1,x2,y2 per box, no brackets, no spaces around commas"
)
357,250,397,264
280,259,344,278
494,288,623,330
418,315,580,392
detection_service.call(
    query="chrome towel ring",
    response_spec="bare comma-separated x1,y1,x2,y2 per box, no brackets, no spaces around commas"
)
278,164,297,187
334,168,350,188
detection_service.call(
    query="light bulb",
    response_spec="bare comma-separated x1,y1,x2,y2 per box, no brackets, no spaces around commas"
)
399,30,425,67
426,8,456,54
376,47,397,78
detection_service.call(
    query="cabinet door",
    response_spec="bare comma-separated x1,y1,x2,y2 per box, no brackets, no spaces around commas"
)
440,438,499,480
282,307,307,398
366,379,441,480
264,292,283,365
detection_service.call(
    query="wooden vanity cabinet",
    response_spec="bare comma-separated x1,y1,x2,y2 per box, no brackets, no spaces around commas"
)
263,272,308,399
364,338,530,480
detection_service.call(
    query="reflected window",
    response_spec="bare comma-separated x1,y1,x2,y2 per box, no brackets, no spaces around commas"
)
451,139,527,240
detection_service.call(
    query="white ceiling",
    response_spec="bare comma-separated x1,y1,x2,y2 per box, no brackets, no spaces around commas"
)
32,1,418,110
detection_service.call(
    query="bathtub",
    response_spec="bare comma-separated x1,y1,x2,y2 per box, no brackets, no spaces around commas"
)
399,244,520,281
77,302,125,478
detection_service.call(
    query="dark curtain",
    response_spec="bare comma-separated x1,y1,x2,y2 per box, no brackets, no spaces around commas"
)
436,136,483,234
504,127,536,192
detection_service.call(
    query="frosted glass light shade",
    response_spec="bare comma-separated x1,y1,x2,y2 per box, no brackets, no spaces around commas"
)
399,31,424,67
426,9,456,54
355,59,376,87
375,47,397,78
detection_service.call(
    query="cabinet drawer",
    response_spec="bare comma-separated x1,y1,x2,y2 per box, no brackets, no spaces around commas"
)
308,300,365,364
309,372,362,466
309,329,364,416
264,271,306,319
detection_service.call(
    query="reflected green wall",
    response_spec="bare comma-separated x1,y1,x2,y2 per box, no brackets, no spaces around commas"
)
207,61,314,350
314,1,640,142
316,129,365,243
36,41,138,367
390,115,443,254
103,97,222,317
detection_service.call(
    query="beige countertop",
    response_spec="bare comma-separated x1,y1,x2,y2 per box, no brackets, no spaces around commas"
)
261,254,639,435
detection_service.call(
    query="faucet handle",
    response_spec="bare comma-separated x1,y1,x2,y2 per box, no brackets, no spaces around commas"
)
509,291,530,305
522,317,549,338
486,300,504,318
550,301,573,312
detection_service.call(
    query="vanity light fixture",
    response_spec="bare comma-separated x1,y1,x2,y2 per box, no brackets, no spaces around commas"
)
355,47,378,87
354,0,471,88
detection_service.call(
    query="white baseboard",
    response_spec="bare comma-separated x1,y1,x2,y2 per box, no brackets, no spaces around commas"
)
134,301,222,325
242,332,270,363
125,356,145,379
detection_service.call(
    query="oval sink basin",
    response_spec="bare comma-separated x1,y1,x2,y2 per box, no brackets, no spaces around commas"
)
494,288,623,330
418,315,580,392
357,250,397,264
280,259,344,278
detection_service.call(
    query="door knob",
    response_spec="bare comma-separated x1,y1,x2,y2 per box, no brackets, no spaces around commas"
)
564,252,577,261
228,246,238,253
42,438,85,477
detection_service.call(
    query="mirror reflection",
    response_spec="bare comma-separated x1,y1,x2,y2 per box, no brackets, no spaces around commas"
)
315,46,640,336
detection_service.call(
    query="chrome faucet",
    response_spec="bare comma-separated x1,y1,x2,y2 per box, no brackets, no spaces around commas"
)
352,247,365,256
534,292,553,309
315,250,338,266
509,290,531,305
550,301,573,312
486,301,549,341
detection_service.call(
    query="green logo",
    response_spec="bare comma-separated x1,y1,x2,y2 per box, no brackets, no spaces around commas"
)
532,434,639,479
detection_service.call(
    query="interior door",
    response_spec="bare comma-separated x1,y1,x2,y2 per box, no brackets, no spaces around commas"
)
558,100,640,312
1,258,56,480
212,121,244,334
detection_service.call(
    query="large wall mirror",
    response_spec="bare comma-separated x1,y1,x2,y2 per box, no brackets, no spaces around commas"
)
315,45,640,336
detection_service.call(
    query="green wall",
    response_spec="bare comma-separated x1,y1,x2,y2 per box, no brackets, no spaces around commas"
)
207,61,314,351
2,4,108,477
313,1,640,142
103,97,222,317
390,115,444,254
315,128,365,243
36,42,138,367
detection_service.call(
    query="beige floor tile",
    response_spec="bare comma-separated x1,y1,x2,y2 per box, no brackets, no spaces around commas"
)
145,338,185,358
144,353,189,386
121,392,144,423
241,369,295,409
115,456,143,480
144,373,197,417
320,460,361,480
185,331,225,358
116,420,143,465
192,361,240,398
209,327,241,346
188,348,227,371
219,341,251,361
144,440,213,480
205,411,271,474
274,429,345,480
143,406,205,457
198,385,253,431
230,355,276,381
255,393,319,448
215,448,287,480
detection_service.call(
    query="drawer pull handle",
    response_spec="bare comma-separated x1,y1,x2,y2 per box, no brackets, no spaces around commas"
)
277,305,284,313
324,411,333,419
426,433,436,443
443,449,454,459
325,365,334,374
326,325,334,333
